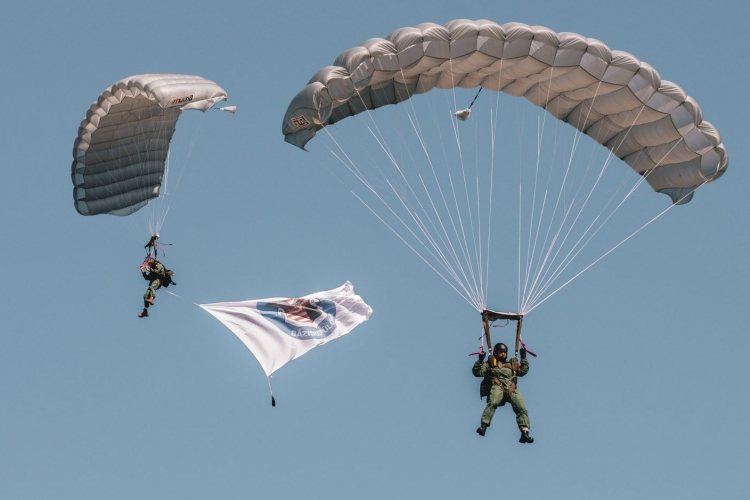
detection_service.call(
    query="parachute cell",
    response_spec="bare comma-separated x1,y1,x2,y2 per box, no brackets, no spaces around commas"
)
72,74,228,216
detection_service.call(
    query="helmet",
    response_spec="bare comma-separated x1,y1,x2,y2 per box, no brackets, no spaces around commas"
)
493,343,508,354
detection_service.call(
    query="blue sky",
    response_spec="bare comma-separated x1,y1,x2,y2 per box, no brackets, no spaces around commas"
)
1,1,748,498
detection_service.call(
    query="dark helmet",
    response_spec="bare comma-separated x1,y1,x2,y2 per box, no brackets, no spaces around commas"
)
493,343,508,355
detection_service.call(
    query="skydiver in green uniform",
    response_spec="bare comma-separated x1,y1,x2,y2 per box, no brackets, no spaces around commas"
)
138,259,173,318
473,342,534,443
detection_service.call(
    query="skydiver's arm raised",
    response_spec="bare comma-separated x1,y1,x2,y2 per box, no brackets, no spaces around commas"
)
472,359,490,377
517,355,530,377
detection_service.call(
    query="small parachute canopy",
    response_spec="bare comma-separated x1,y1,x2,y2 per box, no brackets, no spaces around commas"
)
72,74,228,216
282,20,727,204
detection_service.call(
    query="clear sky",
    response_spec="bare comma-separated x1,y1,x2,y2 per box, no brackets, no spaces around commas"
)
1,1,748,499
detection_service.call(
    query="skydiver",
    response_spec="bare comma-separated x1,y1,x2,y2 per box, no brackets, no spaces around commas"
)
472,342,534,443
137,258,174,318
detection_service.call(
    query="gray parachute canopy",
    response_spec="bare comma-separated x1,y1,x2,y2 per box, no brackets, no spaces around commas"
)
282,20,727,204
72,74,228,216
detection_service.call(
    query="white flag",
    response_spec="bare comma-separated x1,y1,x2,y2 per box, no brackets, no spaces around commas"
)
200,281,372,376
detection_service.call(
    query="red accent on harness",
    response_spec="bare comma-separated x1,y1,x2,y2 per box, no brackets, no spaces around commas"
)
469,336,486,357
519,338,537,357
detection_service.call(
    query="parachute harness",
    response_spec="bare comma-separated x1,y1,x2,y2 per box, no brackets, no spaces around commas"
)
144,236,171,259
140,255,154,271
470,310,536,360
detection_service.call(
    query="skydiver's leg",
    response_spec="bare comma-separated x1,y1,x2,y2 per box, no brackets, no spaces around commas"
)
145,279,161,305
480,385,506,426
509,389,530,432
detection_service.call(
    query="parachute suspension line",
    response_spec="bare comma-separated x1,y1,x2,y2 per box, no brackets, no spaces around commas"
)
323,135,482,310
525,107,653,310
481,106,497,312
519,79,616,314
513,95,527,313
398,66,485,308
448,64,486,307
434,100,484,307
152,112,206,237
524,114,578,308
390,99,485,305
518,182,523,313
521,105,683,313
128,105,161,245
404,93,474,285
521,68,558,308
122,103,176,245
521,74,593,312
141,104,164,239
349,188,484,311
326,73,488,310
484,59,506,312
455,93,484,307
405,109,484,307
520,82,611,312
321,123,484,311
152,147,171,236
519,75,580,311
468,98,487,307
522,178,708,314
433,61,485,306
520,69,556,311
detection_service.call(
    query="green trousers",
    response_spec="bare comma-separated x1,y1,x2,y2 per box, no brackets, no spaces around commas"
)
144,278,162,301
481,385,530,431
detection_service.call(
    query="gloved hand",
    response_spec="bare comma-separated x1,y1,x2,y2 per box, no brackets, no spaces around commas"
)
478,350,486,361
519,347,527,359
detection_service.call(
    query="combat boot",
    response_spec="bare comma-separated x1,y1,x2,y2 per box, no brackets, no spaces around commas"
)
145,297,155,305
138,309,149,318
519,429,534,443
476,423,488,437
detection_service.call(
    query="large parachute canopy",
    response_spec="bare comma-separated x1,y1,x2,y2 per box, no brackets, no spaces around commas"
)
283,20,726,204
282,20,727,314
72,74,229,223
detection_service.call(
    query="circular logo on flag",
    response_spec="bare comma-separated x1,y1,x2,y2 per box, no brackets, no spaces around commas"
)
257,297,337,340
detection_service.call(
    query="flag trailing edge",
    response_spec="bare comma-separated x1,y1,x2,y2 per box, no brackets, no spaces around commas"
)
199,281,372,377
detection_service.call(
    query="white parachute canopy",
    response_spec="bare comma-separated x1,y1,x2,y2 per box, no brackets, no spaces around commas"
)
200,282,372,377
282,19,728,315
73,74,230,217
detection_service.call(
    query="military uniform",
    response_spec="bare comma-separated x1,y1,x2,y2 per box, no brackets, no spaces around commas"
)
473,356,530,432
143,261,166,303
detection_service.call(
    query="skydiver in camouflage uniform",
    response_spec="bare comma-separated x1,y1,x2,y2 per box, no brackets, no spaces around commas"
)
138,259,171,318
473,342,534,443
